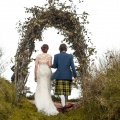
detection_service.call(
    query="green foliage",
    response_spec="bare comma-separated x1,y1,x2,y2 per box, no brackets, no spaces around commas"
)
0,79,16,103
8,97,80,120
1,50,120,120
80,50,120,120
0,77,17,120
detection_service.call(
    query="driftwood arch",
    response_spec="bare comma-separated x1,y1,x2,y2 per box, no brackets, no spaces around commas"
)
15,0,95,99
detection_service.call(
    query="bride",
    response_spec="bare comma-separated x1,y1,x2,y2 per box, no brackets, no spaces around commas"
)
34,44,58,116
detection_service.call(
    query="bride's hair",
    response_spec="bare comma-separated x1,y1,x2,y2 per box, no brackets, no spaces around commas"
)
41,44,49,53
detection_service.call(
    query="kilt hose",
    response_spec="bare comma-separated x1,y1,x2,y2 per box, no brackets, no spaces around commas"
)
55,80,72,95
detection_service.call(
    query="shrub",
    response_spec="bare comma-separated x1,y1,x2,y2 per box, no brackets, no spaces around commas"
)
80,50,120,120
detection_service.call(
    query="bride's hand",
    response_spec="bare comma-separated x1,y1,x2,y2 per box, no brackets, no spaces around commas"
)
74,77,78,82
34,76,37,82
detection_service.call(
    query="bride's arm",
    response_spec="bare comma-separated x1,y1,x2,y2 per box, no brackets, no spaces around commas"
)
34,56,39,82
48,56,52,67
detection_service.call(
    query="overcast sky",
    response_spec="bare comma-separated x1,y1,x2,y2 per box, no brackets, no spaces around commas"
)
0,0,120,97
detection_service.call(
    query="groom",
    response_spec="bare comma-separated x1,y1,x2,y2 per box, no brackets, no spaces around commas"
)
52,43,78,113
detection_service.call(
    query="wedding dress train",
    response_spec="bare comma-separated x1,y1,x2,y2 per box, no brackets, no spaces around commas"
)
34,63,58,116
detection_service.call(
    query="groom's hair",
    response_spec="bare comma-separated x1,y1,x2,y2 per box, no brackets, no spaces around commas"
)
41,44,49,53
59,43,67,52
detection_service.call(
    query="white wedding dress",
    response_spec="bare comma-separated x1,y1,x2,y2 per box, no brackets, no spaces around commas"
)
34,54,58,116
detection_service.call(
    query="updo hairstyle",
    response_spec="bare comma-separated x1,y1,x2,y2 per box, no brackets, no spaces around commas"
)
41,44,49,53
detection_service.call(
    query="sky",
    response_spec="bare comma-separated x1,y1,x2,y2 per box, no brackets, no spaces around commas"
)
0,0,120,98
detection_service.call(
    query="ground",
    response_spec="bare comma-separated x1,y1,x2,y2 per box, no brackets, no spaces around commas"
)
29,100,80,112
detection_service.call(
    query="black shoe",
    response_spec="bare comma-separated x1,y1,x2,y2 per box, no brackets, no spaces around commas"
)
62,107,66,113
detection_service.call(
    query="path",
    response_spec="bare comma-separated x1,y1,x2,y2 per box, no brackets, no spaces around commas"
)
30,100,80,111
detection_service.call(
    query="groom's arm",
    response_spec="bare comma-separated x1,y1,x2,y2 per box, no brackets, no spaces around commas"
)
70,55,78,82
70,55,77,78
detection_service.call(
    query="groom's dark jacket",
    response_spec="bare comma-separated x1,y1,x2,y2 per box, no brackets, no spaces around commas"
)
51,52,77,80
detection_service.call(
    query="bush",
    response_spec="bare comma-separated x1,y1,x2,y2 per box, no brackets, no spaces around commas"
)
80,50,120,120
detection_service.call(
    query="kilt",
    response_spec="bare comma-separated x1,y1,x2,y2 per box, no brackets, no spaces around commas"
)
55,80,72,95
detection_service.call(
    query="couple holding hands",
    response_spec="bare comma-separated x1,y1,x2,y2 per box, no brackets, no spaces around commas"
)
34,43,78,116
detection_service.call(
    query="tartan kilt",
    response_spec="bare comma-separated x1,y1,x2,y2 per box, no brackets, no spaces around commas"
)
55,80,72,95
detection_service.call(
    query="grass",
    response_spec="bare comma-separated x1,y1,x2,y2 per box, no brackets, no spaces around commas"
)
0,50,120,120
0,77,17,120
81,50,120,120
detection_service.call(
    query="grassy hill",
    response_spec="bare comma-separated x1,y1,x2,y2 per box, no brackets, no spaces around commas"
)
0,51,120,120
0,77,17,120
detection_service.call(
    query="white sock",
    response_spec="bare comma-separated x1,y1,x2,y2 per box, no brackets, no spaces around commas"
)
59,95,65,107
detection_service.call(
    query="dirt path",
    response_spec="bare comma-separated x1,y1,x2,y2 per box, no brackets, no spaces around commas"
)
30,100,80,111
